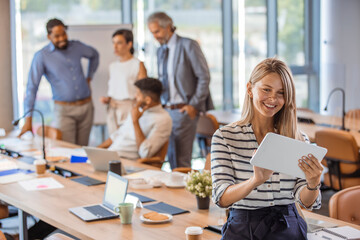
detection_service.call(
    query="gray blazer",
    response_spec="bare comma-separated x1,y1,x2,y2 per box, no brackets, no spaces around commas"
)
157,34,214,112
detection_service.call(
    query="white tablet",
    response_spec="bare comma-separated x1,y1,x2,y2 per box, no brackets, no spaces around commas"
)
250,133,327,179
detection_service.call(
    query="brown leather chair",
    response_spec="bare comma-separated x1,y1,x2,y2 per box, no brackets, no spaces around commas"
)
173,153,211,174
297,107,314,113
204,153,211,171
0,203,9,240
0,230,6,240
137,141,169,168
36,126,62,140
346,109,360,119
315,129,360,190
329,185,360,225
45,233,76,240
172,167,197,174
0,202,9,219
196,113,219,158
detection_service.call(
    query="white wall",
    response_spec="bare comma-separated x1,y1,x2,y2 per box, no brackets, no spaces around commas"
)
0,0,14,131
320,0,360,116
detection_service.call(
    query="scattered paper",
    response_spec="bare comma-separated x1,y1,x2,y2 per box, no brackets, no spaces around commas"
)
0,173,34,184
124,169,167,180
324,226,360,239
18,177,64,191
306,217,338,233
0,159,18,171
47,147,86,159
308,226,360,240
307,232,343,240
0,137,34,152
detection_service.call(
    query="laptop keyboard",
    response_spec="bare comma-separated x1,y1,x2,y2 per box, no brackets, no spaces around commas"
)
84,205,116,218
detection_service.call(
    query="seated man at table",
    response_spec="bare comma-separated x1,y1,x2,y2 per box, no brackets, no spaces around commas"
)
97,78,172,160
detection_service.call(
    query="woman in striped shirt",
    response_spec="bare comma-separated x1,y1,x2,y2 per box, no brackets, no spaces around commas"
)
211,58,323,240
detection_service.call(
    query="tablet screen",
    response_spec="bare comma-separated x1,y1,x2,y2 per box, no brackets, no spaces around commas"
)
250,133,327,179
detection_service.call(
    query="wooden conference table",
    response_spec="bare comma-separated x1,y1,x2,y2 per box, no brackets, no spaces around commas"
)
0,138,359,240
209,109,360,147
0,138,224,240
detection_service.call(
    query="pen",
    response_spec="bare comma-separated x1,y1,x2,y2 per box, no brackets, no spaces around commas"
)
322,228,347,239
321,236,331,240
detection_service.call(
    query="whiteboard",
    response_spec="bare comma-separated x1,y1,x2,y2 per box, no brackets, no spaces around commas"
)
67,24,132,124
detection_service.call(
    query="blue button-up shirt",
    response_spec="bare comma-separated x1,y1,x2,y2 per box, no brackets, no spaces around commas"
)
24,40,99,113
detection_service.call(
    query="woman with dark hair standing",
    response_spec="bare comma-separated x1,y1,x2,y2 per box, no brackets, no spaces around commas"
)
100,29,147,134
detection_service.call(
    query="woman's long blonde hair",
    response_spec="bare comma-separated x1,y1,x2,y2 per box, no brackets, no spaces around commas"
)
239,57,302,140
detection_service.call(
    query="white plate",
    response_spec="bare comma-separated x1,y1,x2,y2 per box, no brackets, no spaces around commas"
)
164,181,185,188
140,213,173,224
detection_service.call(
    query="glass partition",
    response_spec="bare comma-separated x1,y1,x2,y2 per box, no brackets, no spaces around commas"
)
132,0,223,108
16,0,121,127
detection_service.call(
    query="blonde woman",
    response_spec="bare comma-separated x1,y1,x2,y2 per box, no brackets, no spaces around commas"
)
211,58,323,239
100,29,147,134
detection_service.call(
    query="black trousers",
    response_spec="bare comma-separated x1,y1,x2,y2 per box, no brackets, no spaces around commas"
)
221,203,307,240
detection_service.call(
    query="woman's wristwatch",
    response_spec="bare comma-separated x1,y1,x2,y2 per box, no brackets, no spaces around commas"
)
306,183,321,191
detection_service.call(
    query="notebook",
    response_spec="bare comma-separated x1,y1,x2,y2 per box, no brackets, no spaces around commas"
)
250,133,327,179
69,171,128,222
127,192,155,203
71,176,105,186
144,202,190,215
204,225,222,234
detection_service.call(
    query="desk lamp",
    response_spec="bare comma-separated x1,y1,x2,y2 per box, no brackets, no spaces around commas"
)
12,109,46,160
324,88,346,131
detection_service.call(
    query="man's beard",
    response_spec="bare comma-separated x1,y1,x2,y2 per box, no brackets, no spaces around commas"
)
55,41,68,50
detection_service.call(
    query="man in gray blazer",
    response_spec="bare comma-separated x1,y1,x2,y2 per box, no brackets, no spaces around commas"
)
148,12,213,169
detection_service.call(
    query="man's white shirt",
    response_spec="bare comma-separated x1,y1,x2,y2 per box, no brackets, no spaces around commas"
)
108,105,172,160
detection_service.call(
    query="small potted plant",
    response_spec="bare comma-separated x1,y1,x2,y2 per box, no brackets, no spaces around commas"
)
185,170,212,209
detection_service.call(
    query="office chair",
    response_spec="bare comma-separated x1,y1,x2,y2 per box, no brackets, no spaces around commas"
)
196,113,219,158
36,126,62,140
137,141,169,168
329,185,360,225
172,153,211,174
0,202,9,220
45,233,77,240
345,109,360,119
315,129,360,190
296,107,314,113
0,230,6,240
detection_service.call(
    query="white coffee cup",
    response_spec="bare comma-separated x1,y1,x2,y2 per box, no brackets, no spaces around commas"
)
34,159,47,174
170,172,184,184
147,177,162,187
185,226,203,240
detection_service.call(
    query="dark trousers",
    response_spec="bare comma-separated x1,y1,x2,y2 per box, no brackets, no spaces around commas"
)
221,203,307,240
167,109,198,169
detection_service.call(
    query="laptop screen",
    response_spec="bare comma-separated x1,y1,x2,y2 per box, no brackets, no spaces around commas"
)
103,171,128,210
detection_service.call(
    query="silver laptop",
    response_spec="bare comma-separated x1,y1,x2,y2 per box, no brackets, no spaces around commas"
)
83,146,120,171
69,171,128,222
83,146,145,174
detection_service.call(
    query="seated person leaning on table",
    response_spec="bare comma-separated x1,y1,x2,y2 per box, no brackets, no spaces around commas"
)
97,78,172,160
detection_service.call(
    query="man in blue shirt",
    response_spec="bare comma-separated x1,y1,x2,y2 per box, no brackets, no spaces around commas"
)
19,18,99,145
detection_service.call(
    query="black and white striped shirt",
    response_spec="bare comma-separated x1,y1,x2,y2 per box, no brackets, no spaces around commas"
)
211,122,321,210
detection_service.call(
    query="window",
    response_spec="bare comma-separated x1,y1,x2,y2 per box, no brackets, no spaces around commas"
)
15,0,121,126
233,0,318,110
277,0,309,108
277,0,305,66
